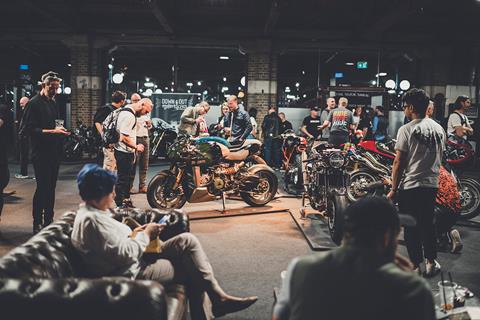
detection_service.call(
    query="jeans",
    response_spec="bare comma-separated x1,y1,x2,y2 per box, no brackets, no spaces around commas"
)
32,156,60,226
0,163,9,216
264,137,281,168
398,187,438,265
19,136,29,176
114,150,135,206
131,136,150,190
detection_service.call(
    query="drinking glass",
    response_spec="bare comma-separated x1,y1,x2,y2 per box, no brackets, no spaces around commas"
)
438,280,457,311
55,119,64,129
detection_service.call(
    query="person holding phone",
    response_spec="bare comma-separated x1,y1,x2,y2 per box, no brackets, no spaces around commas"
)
22,71,70,234
72,164,257,319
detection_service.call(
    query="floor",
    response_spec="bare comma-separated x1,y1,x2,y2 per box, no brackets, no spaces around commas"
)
1,161,480,319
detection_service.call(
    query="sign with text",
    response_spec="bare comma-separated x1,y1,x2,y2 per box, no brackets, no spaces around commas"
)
152,93,202,125
357,61,368,69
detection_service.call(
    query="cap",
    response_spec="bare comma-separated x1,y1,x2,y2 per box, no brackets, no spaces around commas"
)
310,106,319,111
344,196,416,237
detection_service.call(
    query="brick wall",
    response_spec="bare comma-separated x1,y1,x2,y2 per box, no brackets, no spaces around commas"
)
70,45,104,128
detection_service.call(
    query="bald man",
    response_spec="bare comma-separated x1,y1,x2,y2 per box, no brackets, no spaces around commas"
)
130,93,152,194
114,98,153,207
16,97,31,178
319,97,336,141
93,91,126,171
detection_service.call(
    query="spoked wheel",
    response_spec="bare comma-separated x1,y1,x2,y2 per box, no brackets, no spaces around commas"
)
284,155,303,195
458,177,480,220
147,171,187,209
347,170,381,202
241,170,278,206
327,194,349,245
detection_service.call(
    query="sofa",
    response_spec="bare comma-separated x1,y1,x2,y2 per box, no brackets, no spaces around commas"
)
0,208,191,320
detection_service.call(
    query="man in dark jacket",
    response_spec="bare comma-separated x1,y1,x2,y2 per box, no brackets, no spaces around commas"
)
223,95,252,144
22,71,70,233
262,106,281,168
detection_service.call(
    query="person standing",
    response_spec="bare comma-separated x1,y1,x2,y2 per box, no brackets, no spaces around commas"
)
16,97,30,179
278,112,293,134
387,88,446,277
319,97,336,141
114,98,153,208
23,71,70,233
261,106,281,168
223,95,252,144
447,95,474,140
372,105,388,142
131,93,152,194
319,97,354,147
248,108,258,139
93,91,126,172
0,102,13,222
178,101,210,136
300,107,322,140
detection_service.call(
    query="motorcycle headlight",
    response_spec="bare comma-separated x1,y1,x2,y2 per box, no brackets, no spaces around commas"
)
329,152,345,168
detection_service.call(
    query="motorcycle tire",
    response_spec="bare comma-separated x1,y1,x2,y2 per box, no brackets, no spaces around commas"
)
346,169,381,202
240,169,278,206
327,194,349,245
147,170,188,209
284,154,303,195
458,177,480,220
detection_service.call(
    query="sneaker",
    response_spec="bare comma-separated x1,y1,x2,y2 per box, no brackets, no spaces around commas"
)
450,229,463,254
15,174,29,179
425,259,441,278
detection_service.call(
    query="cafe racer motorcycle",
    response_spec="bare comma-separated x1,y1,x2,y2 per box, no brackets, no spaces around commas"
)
147,135,277,209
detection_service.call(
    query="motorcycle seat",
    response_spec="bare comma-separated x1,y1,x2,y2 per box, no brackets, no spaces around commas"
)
228,139,261,152
376,142,396,157
217,143,249,161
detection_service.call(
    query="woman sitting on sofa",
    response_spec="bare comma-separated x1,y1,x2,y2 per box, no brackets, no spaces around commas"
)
71,164,257,319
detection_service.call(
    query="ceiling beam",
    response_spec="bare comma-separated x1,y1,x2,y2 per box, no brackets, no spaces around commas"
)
19,0,71,30
146,0,174,35
264,0,281,36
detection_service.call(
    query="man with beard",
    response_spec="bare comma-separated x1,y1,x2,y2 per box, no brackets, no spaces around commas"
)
273,196,435,320
22,71,70,233
387,88,446,277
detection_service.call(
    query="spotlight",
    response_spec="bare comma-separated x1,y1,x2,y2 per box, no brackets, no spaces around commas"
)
240,76,246,86
64,87,71,95
112,73,123,84
155,88,162,94
399,80,411,91
108,64,113,70
219,56,229,60
385,79,396,89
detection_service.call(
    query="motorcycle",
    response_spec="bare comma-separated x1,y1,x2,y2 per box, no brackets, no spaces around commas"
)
150,118,178,160
63,121,100,161
281,130,308,195
300,143,349,244
147,135,277,210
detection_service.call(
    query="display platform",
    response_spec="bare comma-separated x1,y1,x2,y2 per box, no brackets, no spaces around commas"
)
289,208,337,251
188,205,289,220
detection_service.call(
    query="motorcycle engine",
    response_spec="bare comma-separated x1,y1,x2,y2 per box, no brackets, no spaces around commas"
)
208,164,239,194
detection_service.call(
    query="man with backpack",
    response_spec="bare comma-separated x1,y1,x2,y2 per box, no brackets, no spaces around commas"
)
111,98,153,208
447,95,474,140
94,91,126,171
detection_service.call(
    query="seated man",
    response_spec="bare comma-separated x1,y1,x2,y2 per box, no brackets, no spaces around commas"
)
273,196,435,320
71,164,257,319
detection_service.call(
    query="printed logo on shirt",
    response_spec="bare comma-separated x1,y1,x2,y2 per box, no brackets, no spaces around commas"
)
412,125,444,149
331,111,349,127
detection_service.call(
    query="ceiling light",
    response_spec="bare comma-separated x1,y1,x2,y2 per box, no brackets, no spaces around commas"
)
370,80,377,86
376,72,387,77
385,79,396,89
186,82,193,87
219,56,229,60
112,73,123,84
108,64,113,69
144,82,154,87
399,80,411,91
155,88,162,94
64,87,71,95
197,81,202,86
143,88,153,97
67,63,72,67
223,77,227,82
387,89,396,94
145,77,150,82
240,76,246,86
285,86,291,93
295,82,300,87
56,88,62,94
345,62,354,66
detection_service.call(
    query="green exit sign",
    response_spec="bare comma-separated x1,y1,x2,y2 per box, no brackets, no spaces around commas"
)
357,61,368,69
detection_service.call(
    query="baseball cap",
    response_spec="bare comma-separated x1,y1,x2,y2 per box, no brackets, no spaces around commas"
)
310,106,319,111
343,196,415,237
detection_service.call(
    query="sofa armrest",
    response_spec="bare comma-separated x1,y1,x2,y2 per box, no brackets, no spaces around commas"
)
0,277,167,320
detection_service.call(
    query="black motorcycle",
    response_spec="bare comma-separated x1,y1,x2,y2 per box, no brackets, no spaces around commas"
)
300,143,349,244
149,118,177,160
147,135,277,210
63,121,100,161
281,130,308,195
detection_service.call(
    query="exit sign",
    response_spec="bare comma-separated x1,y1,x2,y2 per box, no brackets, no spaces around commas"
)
357,61,368,69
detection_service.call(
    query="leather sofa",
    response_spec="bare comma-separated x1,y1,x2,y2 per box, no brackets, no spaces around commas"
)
0,208,191,320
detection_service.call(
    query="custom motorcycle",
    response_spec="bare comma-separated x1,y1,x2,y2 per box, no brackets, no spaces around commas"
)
300,143,349,244
281,130,308,195
149,118,178,160
147,135,277,209
63,121,100,161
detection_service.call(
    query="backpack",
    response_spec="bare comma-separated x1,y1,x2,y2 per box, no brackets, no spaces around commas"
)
102,107,136,147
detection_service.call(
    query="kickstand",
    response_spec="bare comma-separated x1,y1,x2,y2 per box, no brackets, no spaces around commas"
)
221,192,227,214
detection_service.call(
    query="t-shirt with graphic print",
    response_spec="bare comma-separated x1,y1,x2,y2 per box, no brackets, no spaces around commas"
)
395,118,446,190
327,106,354,133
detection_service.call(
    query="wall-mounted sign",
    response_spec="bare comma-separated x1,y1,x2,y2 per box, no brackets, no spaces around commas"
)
357,61,368,69
75,76,102,90
152,93,201,125
335,72,344,78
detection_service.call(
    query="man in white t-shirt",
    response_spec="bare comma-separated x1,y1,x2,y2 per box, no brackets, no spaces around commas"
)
130,93,152,194
387,88,445,277
114,98,153,207
447,95,474,139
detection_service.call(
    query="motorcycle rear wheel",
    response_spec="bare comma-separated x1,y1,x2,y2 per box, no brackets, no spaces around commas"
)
458,177,480,220
147,171,187,209
240,170,278,206
346,170,381,202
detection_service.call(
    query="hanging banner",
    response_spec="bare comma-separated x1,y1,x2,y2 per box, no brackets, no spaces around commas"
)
152,93,202,126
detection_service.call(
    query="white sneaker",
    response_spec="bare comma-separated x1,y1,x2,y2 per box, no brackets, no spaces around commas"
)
15,174,29,179
425,260,441,277
450,229,463,254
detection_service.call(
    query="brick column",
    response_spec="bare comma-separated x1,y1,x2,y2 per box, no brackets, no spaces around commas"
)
245,41,277,136
64,36,106,128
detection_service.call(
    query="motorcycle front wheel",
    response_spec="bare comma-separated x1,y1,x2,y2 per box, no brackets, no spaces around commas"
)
240,170,278,206
147,170,187,209
458,177,480,220
327,194,349,245
346,170,381,202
